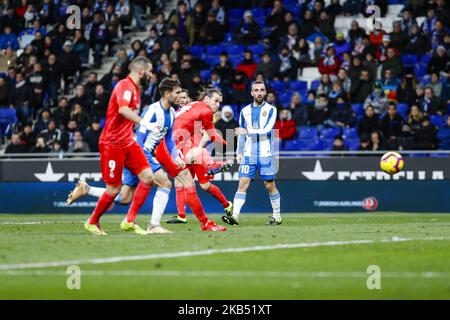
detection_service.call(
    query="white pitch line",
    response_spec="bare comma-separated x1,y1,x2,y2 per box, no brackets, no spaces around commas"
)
0,236,448,271
1,270,450,279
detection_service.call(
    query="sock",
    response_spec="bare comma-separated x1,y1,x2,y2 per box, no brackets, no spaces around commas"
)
126,181,151,223
233,191,246,217
150,187,170,226
184,186,208,225
87,186,105,198
89,192,116,224
270,192,281,219
206,184,229,208
175,186,186,219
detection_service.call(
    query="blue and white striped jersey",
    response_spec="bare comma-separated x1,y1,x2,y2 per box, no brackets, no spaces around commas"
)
237,102,277,160
135,100,177,158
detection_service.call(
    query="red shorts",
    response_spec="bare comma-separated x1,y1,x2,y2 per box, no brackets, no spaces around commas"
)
99,142,150,185
155,139,184,178
188,164,212,184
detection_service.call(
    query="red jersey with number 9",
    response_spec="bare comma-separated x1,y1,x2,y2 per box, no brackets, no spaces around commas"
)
99,76,141,148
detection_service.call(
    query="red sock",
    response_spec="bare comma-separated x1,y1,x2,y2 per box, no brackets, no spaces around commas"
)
89,192,116,224
206,184,229,208
184,186,208,225
126,181,151,222
175,186,186,219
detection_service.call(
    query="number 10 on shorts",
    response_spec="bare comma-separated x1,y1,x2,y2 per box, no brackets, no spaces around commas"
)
240,165,250,174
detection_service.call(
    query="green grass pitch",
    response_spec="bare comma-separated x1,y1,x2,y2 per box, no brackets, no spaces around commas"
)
0,213,449,299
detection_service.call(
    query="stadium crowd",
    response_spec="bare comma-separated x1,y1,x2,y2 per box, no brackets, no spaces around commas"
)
1,0,450,155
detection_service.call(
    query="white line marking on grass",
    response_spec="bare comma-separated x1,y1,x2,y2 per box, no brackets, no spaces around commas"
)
0,236,448,271
1,270,450,279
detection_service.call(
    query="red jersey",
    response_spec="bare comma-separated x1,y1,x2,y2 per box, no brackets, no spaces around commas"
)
173,101,226,147
99,76,141,148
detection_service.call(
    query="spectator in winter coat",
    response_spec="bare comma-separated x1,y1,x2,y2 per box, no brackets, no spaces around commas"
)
381,103,404,142
234,10,260,45
255,52,279,80
357,105,380,140
364,82,388,114
318,45,341,75
419,87,447,115
236,50,257,80
413,116,438,150
214,105,239,147
0,26,19,50
350,69,373,103
326,97,355,128
333,32,351,61
275,109,297,142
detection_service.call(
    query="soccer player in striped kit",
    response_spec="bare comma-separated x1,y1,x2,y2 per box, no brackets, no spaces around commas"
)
222,81,282,226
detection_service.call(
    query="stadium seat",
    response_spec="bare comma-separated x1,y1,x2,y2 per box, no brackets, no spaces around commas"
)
0,108,18,138
206,45,222,56
414,64,427,79
279,92,292,107
430,115,444,128
343,128,358,139
269,80,286,92
302,139,321,151
200,69,211,82
205,56,220,67
320,127,341,139
247,44,265,56
229,56,241,67
189,45,204,57
283,139,302,151
351,103,365,116
298,126,318,139
18,34,35,49
345,138,361,151
402,54,419,68
288,80,308,92
310,80,320,90
320,139,335,150
396,103,409,115
226,44,244,56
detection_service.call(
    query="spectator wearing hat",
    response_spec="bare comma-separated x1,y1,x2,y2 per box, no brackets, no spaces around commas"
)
215,105,239,146
169,1,195,45
198,11,224,45
333,31,351,61
235,10,260,45
428,45,448,75
275,108,297,143
364,81,388,114
59,40,81,93
318,45,341,75
376,34,391,62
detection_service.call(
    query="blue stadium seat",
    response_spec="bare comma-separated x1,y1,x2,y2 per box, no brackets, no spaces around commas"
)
302,139,321,151
345,138,360,151
269,80,286,92
420,53,431,65
189,45,204,57
310,80,320,90
100,117,106,129
401,54,419,67
0,108,18,138
351,103,365,116
437,128,450,141
229,56,241,67
320,127,341,139
205,56,220,67
396,103,409,115
414,64,427,79
200,69,211,82
279,92,291,107
206,45,222,56
320,139,335,150
430,115,444,128
283,139,302,151
229,8,245,19
343,127,358,139
247,44,265,56
224,32,233,42
298,126,318,139
288,80,308,92
226,44,244,56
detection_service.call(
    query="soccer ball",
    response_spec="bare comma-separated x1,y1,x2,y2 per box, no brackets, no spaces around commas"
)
380,152,404,175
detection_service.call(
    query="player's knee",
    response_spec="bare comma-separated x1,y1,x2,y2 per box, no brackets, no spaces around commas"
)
140,173,154,185
164,179,172,190
200,182,210,191
264,181,276,193
107,185,121,195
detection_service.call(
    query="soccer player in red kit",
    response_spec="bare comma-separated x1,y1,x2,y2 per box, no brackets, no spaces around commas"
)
169,88,231,228
85,56,160,236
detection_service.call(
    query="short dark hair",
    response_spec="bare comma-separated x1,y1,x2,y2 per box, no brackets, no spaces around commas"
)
158,78,181,96
251,80,266,90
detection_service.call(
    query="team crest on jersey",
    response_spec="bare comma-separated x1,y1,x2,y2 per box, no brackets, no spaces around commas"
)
262,110,267,117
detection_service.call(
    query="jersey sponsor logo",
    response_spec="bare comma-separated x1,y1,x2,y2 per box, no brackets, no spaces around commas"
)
123,90,132,102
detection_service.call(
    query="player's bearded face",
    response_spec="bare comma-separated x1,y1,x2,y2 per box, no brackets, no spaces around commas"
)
169,87,182,107
140,69,152,88
252,86,266,104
